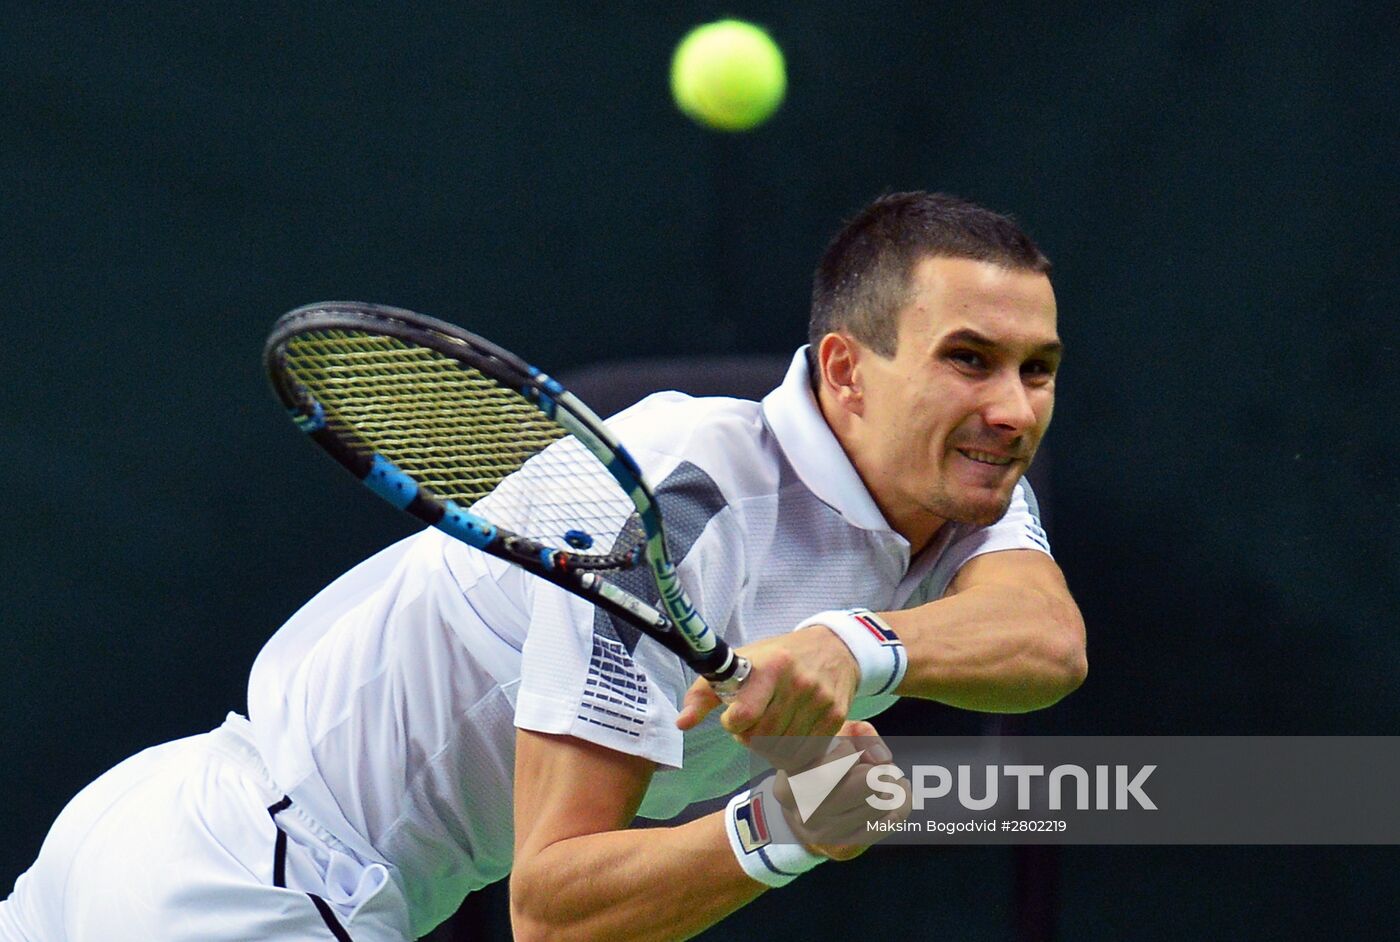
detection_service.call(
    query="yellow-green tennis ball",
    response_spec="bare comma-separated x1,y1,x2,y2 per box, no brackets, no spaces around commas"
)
670,19,786,132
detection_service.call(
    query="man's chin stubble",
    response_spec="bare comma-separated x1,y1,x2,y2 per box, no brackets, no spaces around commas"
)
929,493,1015,528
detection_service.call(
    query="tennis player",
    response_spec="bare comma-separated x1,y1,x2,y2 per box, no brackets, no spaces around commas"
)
1,192,1085,942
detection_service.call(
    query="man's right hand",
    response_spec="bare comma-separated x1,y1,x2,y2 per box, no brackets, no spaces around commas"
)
676,626,862,769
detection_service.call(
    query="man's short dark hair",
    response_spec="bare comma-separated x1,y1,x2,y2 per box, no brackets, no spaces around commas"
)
808,192,1052,374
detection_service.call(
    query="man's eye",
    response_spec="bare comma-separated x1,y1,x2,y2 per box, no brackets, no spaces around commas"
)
949,349,986,369
1022,360,1054,376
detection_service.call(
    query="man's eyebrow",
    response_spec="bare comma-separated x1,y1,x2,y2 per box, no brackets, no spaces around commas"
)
940,328,1064,356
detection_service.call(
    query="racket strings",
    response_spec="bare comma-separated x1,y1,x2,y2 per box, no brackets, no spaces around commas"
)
475,437,647,565
281,329,644,564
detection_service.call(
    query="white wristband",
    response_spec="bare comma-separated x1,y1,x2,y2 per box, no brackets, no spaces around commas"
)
795,608,907,698
724,776,827,888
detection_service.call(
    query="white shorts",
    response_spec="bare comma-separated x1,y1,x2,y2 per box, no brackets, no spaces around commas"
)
0,714,412,942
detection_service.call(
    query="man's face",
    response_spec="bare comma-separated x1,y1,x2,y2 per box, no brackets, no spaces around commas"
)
838,255,1060,547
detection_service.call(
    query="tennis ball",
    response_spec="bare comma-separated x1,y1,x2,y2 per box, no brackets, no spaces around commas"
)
670,19,786,132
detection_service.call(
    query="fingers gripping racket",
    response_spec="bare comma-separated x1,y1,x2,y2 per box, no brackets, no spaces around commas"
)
265,301,750,698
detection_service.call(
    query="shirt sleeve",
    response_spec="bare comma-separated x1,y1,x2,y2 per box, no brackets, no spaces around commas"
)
513,581,689,768
512,446,746,771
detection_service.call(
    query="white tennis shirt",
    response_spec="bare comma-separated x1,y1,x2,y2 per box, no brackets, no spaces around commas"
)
246,348,1052,935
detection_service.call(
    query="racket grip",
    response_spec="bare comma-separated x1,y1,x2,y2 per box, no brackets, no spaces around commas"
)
707,655,751,703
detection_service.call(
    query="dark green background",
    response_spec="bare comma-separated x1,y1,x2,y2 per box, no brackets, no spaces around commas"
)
4,3,1397,938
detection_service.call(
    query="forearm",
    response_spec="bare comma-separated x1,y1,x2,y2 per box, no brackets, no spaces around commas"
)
883,580,1086,712
510,811,767,942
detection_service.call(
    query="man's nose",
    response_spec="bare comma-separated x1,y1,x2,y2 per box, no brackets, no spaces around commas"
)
983,372,1038,432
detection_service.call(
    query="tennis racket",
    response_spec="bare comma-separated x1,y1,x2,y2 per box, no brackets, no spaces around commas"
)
264,301,749,697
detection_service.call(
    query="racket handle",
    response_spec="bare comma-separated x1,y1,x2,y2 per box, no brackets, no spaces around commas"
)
707,654,751,703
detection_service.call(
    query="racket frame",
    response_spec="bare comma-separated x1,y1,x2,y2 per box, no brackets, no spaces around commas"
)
265,302,746,688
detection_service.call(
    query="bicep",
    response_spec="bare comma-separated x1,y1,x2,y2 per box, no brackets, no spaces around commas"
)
512,729,656,862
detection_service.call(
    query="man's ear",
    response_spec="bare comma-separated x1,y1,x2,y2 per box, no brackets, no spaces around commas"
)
816,332,865,417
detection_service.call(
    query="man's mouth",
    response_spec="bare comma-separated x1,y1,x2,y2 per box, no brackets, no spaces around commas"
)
956,448,1015,467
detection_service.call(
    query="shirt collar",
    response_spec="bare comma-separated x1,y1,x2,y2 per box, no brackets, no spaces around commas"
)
761,347,897,535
